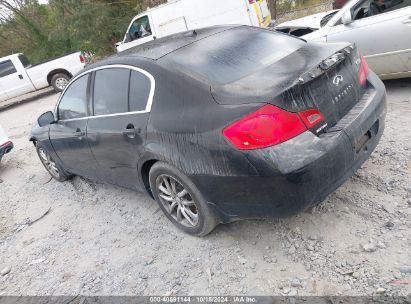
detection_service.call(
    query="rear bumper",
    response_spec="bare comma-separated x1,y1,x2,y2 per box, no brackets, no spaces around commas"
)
191,72,387,223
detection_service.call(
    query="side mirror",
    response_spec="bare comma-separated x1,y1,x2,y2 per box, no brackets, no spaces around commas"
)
341,10,353,25
38,111,56,127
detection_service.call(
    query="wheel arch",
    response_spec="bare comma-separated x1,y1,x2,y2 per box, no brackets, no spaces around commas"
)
140,159,159,198
47,69,72,85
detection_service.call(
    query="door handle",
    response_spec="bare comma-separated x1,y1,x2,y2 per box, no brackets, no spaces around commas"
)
18,74,23,79
74,128,85,137
122,124,136,138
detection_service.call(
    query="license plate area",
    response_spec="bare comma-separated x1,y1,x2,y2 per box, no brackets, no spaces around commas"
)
355,119,379,153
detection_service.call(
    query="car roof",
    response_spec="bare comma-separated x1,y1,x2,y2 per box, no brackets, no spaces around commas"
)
114,25,237,60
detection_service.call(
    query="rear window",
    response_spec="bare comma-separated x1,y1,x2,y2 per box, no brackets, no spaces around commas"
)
18,55,31,68
161,27,304,84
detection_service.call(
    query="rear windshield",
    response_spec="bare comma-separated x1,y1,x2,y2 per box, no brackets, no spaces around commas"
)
161,27,304,85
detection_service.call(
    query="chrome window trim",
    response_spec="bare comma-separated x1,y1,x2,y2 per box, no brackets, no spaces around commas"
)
54,64,156,122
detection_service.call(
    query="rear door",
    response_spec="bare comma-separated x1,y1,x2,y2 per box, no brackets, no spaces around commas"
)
0,58,34,99
326,0,411,75
49,74,100,178
87,66,153,190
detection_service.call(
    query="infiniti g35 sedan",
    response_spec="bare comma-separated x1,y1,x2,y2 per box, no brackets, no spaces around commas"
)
30,26,387,236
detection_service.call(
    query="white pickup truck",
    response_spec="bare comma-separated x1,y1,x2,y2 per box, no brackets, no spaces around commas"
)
0,52,86,102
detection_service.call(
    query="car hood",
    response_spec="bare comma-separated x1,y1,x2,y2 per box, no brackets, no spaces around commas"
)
275,10,338,30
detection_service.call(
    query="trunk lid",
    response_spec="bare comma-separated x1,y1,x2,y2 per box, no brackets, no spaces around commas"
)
211,41,365,131
288,45,364,130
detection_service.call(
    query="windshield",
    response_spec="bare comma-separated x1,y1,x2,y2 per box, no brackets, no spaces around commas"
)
162,27,304,85
320,11,338,27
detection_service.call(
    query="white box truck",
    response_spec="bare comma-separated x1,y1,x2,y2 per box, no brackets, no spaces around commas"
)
116,0,272,52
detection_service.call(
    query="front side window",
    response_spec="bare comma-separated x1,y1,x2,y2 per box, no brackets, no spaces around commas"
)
128,16,152,41
58,75,89,120
0,60,17,78
352,0,409,20
93,68,129,116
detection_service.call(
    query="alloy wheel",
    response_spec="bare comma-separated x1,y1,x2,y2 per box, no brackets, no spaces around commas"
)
38,147,60,179
55,78,68,90
156,174,199,227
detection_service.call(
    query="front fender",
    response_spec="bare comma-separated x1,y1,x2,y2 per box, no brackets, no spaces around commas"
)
29,124,60,166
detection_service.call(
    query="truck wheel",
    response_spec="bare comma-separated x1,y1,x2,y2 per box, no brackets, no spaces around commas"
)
51,73,70,92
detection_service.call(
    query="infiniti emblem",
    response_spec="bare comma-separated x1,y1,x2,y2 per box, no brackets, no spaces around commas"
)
333,75,344,86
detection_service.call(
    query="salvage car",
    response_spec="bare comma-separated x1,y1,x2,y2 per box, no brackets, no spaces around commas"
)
276,0,411,79
30,26,387,236
0,124,13,163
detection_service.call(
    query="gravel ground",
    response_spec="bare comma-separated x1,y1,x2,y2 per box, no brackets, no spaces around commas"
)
0,79,410,297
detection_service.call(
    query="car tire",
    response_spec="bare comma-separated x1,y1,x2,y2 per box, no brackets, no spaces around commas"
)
149,162,219,237
51,73,70,92
36,143,71,182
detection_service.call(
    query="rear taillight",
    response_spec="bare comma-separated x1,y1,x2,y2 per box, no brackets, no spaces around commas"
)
79,54,85,64
222,105,324,150
358,54,369,86
248,0,255,4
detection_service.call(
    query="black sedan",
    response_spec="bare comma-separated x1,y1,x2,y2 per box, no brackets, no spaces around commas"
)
30,26,387,236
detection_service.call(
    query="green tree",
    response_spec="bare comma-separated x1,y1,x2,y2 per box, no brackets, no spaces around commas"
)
0,0,162,63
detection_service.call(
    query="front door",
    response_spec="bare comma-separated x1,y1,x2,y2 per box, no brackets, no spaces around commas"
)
0,58,34,99
49,74,99,178
327,0,411,76
87,67,153,190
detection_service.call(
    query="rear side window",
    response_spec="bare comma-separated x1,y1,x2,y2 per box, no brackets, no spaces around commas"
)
18,55,31,68
58,75,89,120
129,70,151,112
0,60,17,78
93,68,129,116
